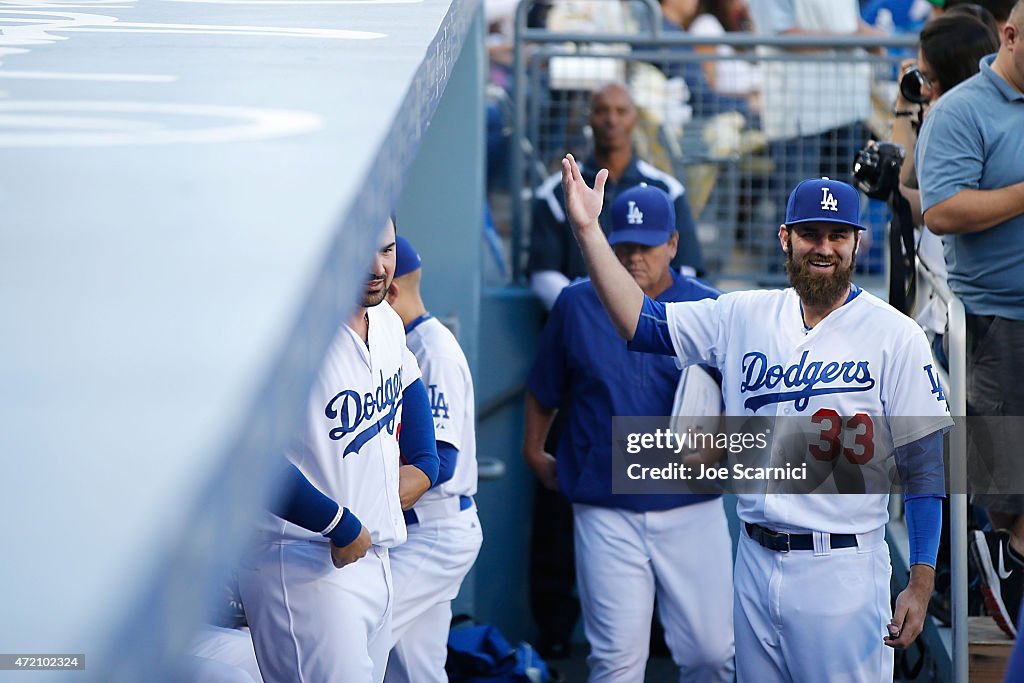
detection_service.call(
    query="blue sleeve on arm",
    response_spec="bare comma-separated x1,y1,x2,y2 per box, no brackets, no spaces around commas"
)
894,432,946,566
270,464,362,547
435,441,459,486
895,431,946,496
400,379,439,486
905,494,943,568
626,296,677,357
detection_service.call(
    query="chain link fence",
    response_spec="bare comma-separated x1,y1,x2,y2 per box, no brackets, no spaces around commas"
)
507,0,917,288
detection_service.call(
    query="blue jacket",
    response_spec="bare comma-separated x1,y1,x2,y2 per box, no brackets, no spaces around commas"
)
527,272,720,510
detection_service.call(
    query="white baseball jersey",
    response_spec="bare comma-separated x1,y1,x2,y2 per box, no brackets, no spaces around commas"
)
404,315,477,502
256,300,420,547
386,314,482,683
665,287,953,533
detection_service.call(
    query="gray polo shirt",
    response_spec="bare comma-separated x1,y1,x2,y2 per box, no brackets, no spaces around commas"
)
917,54,1024,320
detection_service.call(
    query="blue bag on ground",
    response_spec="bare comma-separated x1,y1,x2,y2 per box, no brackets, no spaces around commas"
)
446,623,550,683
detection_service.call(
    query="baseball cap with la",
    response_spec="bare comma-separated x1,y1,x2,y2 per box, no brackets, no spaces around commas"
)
784,177,866,231
609,184,676,246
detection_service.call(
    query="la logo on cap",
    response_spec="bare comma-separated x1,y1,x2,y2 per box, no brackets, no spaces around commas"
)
626,200,644,225
820,187,839,212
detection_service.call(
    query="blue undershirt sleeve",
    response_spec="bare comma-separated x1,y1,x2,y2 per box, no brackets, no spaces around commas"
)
895,430,946,496
626,296,677,357
400,378,439,486
904,495,943,568
898,429,946,567
270,464,362,547
435,441,458,486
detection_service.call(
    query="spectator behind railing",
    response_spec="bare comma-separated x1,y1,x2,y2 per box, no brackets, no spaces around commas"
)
891,7,1000,228
690,0,762,106
657,0,754,120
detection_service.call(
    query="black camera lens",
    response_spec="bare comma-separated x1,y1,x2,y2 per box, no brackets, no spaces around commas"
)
852,141,906,200
899,66,931,105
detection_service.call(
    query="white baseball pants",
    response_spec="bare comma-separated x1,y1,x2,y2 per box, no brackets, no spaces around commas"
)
384,507,482,683
573,498,735,683
238,540,393,683
734,527,894,683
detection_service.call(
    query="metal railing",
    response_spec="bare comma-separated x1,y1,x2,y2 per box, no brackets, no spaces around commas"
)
916,257,968,683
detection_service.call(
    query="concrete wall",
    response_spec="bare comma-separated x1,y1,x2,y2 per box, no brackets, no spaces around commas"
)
397,7,485,373
472,286,546,639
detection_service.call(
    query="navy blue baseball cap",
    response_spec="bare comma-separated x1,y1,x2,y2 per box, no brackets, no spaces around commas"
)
394,235,421,277
609,184,676,247
784,177,865,231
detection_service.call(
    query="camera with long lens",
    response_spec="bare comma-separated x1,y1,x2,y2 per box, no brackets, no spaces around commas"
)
899,65,931,105
853,141,906,200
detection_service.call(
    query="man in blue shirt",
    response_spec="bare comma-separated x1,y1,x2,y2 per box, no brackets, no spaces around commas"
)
522,184,734,682
917,0,1024,639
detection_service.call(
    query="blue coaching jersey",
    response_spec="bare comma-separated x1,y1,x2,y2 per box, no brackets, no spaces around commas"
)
527,272,720,511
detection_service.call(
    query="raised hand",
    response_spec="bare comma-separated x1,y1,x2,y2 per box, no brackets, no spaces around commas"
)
557,154,644,341
561,153,608,239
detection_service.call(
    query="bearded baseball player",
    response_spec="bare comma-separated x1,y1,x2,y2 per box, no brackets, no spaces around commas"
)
383,236,483,683
238,216,441,683
560,154,952,682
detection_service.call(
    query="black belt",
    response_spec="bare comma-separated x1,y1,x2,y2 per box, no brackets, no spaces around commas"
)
745,522,858,553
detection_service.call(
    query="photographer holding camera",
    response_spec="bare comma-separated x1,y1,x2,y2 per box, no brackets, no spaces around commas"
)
896,10,999,337
858,9,999,331
891,7,1000,225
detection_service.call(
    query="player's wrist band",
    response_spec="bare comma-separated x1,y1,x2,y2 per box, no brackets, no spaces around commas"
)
324,508,362,547
893,110,917,118
320,506,345,537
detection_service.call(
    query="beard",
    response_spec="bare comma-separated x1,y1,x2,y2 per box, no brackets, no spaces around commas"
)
361,276,389,308
785,236,856,309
